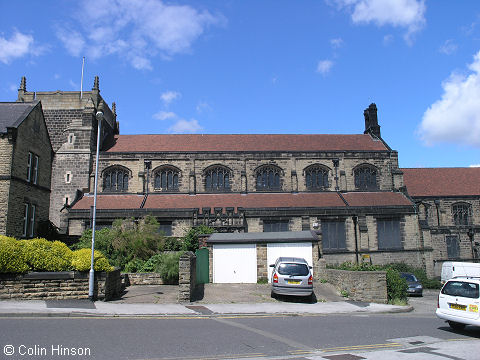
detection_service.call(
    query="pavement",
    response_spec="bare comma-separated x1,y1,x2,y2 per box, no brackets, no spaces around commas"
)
0,283,414,317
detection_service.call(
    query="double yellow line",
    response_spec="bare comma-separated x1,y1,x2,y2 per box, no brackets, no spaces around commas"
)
290,342,403,355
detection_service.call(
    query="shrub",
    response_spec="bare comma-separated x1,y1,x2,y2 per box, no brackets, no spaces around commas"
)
140,254,164,273
386,268,408,303
71,249,114,272
181,225,215,252
124,258,146,273
21,238,73,272
157,252,183,285
0,236,29,273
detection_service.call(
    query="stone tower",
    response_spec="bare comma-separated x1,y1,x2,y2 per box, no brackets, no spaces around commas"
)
17,76,119,233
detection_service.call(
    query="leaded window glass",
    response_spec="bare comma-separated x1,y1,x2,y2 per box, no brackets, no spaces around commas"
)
205,167,231,192
446,235,460,259
354,165,378,190
305,165,329,190
154,167,179,191
103,167,129,192
452,203,471,225
322,221,346,251
263,220,289,232
256,166,281,191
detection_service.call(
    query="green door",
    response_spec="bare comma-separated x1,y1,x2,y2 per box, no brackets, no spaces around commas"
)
195,248,209,284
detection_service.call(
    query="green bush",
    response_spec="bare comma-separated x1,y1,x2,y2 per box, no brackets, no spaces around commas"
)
140,254,164,273
386,268,408,303
181,225,215,252
124,258,146,273
71,249,114,272
0,236,29,273
21,238,73,272
387,262,441,289
157,252,183,285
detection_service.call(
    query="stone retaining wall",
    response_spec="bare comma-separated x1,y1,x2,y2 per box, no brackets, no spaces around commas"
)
123,273,164,286
317,259,387,303
0,269,123,301
178,251,196,302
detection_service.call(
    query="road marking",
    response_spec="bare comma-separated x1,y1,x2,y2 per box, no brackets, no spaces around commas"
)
289,342,403,354
214,317,315,351
141,353,266,360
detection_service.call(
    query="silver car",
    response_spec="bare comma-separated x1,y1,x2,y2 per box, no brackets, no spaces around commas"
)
270,257,313,298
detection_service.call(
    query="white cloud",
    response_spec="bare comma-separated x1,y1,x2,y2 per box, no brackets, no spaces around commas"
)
439,39,458,55
330,38,344,48
0,31,38,64
418,50,480,147
316,60,334,75
153,111,177,120
161,91,181,105
168,119,203,133
56,0,225,70
196,101,212,113
329,0,426,43
383,34,394,45
470,164,480,168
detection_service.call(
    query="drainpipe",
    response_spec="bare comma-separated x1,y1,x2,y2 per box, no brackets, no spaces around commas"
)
434,199,441,226
353,216,359,264
332,158,340,191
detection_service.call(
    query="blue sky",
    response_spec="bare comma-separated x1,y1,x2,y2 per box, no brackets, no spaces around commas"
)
1,0,479,168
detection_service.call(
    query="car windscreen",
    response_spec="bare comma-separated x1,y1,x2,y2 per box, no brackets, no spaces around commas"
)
277,263,309,276
442,281,479,299
401,274,417,282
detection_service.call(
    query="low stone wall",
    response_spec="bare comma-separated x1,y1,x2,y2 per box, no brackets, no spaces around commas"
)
317,259,387,303
124,273,164,286
0,269,123,301
178,251,196,302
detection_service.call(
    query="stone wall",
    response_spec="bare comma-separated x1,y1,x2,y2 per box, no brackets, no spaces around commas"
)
317,260,388,303
124,273,164,285
0,269,122,301
178,251,196,302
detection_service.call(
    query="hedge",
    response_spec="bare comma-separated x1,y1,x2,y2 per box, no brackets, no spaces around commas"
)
0,236,113,273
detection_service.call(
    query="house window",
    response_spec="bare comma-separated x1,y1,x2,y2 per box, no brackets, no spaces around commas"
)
354,165,378,190
256,165,281,191
322,221,346,251
377,218,402,250
305,165,329,190
22,203,36,238
103,167,129,192
27,152,39,184
452,203,471,226
263,220,289,232
205,166,231,192
154,167,179,192
446,235,460,259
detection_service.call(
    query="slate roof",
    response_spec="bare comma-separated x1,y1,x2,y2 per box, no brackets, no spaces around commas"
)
71,192,413,211
402,168,480,197
208,230,319,243
104,134,388,153
0,101,38,133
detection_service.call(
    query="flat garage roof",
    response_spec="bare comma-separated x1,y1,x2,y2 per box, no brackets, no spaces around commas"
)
207,230,319,244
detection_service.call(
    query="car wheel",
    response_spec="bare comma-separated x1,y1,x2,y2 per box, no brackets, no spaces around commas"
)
271,290,277,299
448,321,466,331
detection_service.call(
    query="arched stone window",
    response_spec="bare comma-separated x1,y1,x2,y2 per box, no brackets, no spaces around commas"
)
103,166,130,192
256,165,282,191
452,203,472,225
304,165,329,190
205,166,231,192
154,166,179,192
354,164,378,190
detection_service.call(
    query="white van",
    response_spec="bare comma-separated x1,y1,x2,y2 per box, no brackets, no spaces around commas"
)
441,262,480,283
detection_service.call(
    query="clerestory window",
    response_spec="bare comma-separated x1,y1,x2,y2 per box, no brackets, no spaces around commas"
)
103,167,129,192
154,167,179,192
205,166,231,192
354,165,378,190
256,165,281,191
305,165,329,190
452,203,472,226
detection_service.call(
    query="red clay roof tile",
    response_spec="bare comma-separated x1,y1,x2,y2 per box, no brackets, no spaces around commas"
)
104,134,388,153
402,168,480,197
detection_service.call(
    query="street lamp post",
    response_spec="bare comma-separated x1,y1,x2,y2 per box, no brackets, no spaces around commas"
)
89,103,104,301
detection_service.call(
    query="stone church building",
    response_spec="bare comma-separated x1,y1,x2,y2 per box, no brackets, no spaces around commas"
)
2,76,479,278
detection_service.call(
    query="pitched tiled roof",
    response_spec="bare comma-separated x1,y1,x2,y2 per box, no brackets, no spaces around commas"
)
402,168,480,197
71,191,413,212
104,134,388,153
0,101,38,133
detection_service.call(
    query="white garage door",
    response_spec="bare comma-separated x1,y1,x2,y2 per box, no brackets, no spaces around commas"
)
267,243,313,283
213,244,257,283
